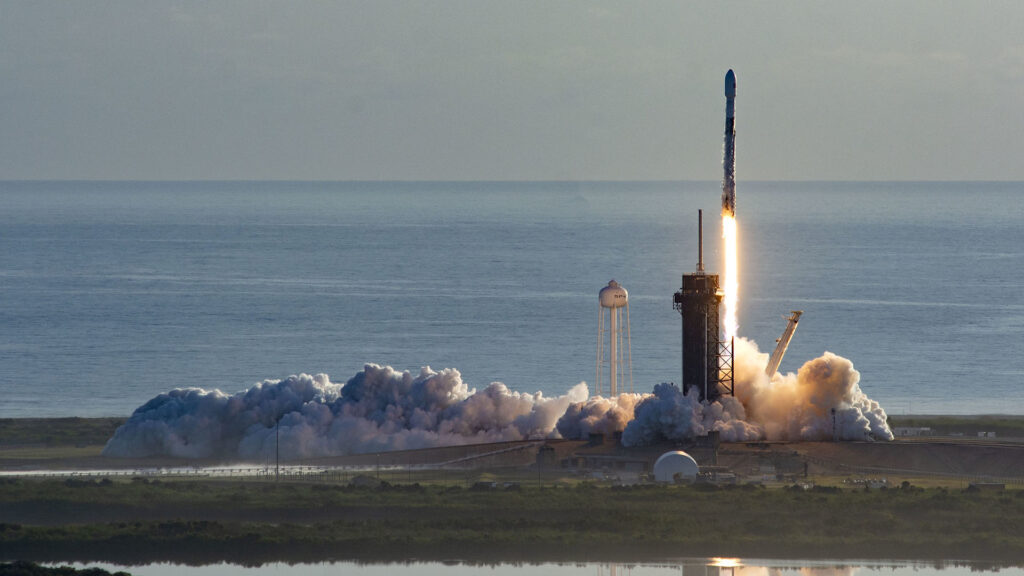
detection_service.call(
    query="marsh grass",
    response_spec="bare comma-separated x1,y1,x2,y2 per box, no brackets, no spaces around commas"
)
0,419,124,449
1,478,1022,564
887,415,1024,437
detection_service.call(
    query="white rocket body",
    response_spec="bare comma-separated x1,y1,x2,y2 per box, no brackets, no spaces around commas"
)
722,69,737,217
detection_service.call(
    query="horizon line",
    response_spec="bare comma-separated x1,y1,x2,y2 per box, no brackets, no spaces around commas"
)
3,178,1024,185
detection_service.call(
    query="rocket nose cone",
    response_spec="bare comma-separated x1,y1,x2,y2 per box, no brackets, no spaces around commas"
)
725,70,736,98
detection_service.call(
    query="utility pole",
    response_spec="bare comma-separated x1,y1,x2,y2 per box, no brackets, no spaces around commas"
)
537,448,542,488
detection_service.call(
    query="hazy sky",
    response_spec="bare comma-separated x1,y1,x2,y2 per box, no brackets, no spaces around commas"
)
2,1,1022,181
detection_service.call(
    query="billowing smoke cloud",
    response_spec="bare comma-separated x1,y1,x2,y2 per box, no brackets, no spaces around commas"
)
620,384,761,445
104,364,587,460
105,339,891,460
557,338,893,444
555,393,644,439
731,337,893,441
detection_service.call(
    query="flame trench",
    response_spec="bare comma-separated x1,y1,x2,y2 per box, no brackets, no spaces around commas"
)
722,213,738,340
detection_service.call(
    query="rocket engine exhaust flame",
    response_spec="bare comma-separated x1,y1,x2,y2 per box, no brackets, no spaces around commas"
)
722,214,738,339
721,70,739,340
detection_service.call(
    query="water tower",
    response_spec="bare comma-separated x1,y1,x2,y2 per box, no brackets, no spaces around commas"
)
597,280,632,396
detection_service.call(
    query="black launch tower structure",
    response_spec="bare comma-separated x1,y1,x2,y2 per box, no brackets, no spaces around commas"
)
673,210,734,402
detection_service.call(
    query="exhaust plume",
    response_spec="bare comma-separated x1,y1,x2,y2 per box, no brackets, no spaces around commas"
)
732,337,893,441
561,338,892,444
104,364,587,460
105,341,891,460
555,393,644,439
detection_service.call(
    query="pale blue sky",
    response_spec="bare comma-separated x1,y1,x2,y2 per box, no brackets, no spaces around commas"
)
1,1,1022,180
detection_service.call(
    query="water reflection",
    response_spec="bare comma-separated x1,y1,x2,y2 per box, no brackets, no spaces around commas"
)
682,562,860,576
63,559,1024,576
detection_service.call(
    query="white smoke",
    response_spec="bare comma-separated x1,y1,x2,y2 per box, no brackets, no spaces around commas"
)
105,340,891,460
559,337,893,444
608,383,759,445
104,364,588,460
555,393,644,439
732,337,893,441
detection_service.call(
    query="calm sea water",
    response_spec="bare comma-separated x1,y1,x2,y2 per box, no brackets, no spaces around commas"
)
1,181,1021,417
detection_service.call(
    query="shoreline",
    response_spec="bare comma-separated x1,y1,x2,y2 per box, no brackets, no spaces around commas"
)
3,417,1024,566
2,480,1023,565
4,414,1024,451
8,540,1024,567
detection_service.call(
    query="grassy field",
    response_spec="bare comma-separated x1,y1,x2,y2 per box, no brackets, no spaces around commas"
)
2,417,1023,565
886,415,1024,437
0,419,124,449
1,477,1023,565
3,414,1022,449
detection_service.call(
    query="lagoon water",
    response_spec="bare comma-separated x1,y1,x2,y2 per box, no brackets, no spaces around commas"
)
1,181,1022,417
65,560,1024,576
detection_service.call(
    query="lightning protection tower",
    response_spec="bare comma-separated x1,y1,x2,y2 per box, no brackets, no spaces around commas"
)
673,210,734,402
597,280,632,397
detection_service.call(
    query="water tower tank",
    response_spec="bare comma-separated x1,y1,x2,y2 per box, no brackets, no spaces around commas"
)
653,450,699,483
599,280,628,308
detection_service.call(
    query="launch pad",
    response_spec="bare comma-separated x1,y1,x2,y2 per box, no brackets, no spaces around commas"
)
673,210,734,402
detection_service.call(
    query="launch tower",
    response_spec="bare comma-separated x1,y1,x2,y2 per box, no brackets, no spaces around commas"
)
673,210,734,402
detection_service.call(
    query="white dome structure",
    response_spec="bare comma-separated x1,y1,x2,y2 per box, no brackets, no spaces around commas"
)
653,451,699,483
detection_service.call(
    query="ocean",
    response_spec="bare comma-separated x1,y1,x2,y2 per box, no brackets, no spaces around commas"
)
0,180,1021,418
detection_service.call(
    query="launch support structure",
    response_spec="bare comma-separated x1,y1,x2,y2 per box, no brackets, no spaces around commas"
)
673,210,734,402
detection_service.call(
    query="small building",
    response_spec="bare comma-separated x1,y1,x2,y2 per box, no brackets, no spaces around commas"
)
653,450,699,483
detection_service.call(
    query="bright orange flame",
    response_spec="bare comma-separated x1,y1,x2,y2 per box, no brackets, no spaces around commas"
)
722,214,738,339
709,557,743,568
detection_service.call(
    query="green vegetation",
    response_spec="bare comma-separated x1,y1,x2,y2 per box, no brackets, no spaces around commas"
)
0,419,122,466
1,478,1023,564
0,419,124,449
887,415,1024,437
3,417,1024,565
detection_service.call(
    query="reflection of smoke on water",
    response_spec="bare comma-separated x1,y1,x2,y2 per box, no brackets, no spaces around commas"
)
105,337,891,460
770,567,858,576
